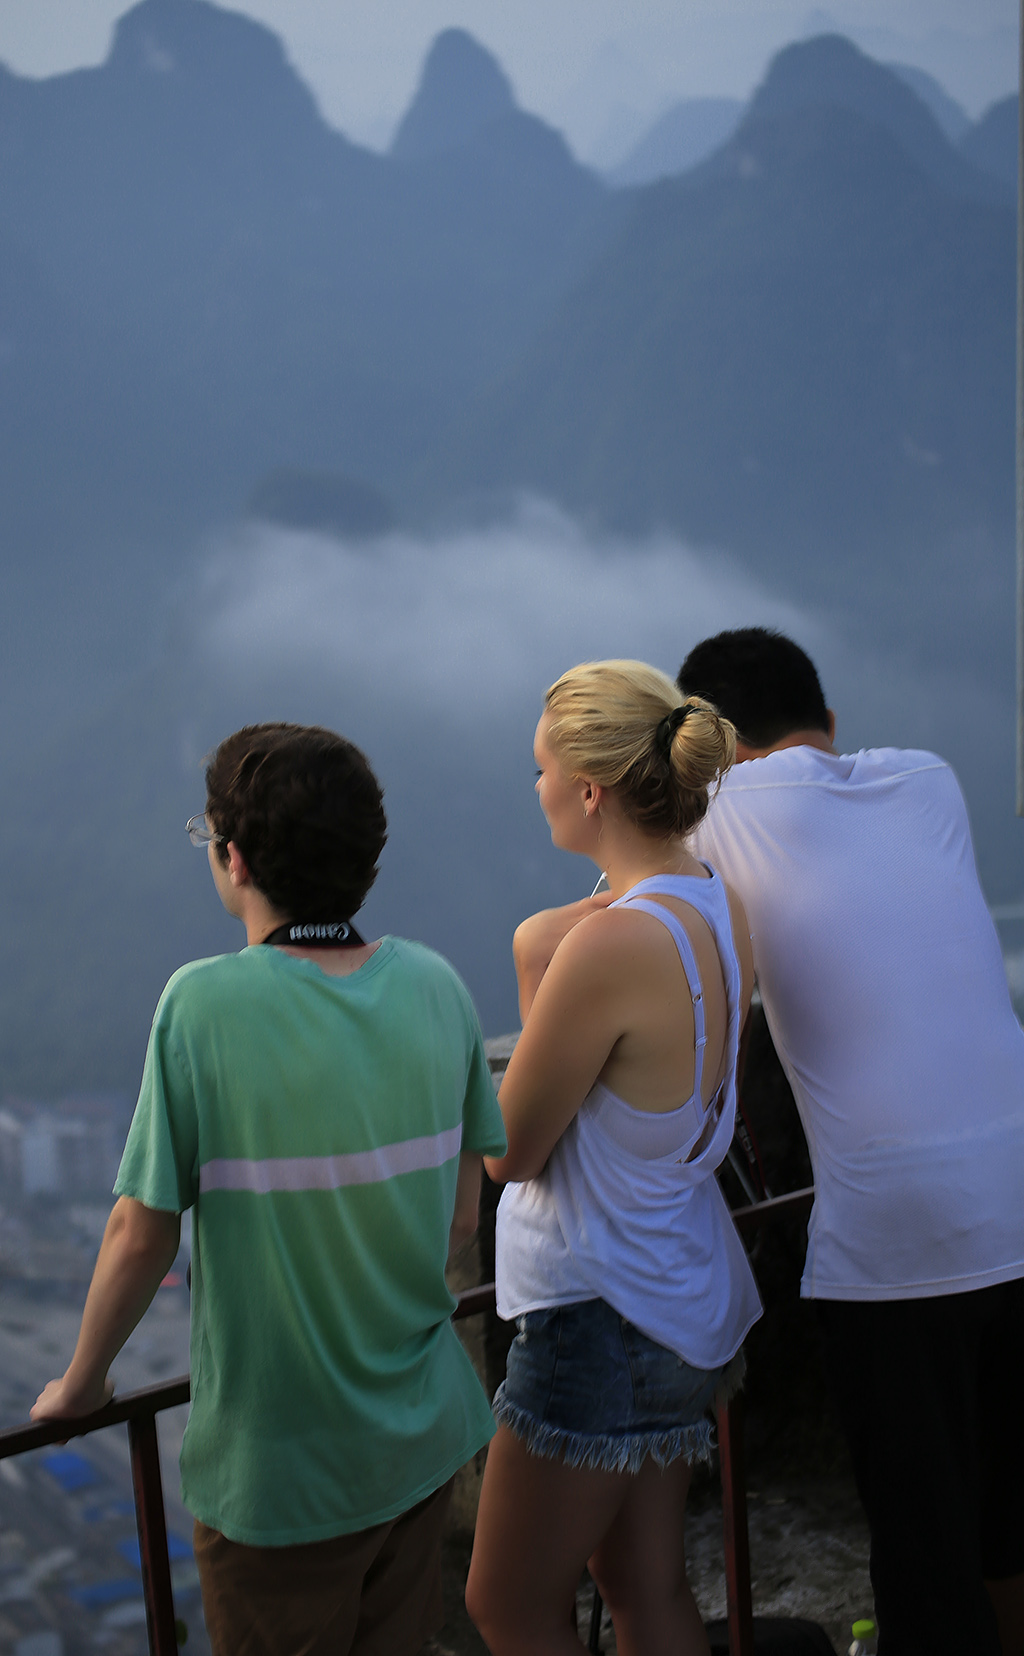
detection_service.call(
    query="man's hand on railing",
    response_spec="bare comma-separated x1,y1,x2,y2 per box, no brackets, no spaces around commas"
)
29,1196,181,1438
31,1370,115,1425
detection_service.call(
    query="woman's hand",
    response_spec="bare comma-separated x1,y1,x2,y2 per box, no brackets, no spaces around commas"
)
489,903,638,1183
513,892,614,1022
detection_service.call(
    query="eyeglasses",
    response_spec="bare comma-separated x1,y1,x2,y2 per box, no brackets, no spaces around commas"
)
186,814,222,848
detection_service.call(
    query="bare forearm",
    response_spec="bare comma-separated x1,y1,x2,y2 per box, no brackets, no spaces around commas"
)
448,1152,482,1263
72,1207,179,1383
32,1198,180,1419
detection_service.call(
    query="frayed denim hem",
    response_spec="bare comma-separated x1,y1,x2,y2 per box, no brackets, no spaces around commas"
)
492,1385,720,1474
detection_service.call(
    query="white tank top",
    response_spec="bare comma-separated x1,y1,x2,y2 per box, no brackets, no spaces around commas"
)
496,869,763,1369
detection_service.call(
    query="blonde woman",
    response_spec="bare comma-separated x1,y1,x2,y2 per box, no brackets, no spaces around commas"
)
466,661,762,1656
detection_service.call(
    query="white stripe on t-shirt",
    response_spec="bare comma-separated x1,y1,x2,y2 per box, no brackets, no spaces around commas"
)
199,1123,463,1194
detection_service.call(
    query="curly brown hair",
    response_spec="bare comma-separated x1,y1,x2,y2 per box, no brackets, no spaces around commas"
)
205,723,387,919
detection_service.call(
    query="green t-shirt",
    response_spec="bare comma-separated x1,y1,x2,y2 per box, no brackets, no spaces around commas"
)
115,937,506,1545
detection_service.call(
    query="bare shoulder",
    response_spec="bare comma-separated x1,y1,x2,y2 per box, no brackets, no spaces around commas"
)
557,899,661,946
547,901,665,976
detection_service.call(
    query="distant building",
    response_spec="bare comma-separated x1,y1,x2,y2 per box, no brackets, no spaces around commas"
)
0,1096,131,1200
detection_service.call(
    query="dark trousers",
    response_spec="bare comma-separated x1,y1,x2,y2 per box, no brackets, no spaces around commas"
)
816,1277,1024,1656
194,1478,453,1656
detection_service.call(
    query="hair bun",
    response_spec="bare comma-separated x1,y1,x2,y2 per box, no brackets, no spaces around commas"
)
543,661,736,842
655,704,693,758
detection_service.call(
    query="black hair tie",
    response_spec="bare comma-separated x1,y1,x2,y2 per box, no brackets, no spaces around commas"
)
655,703,694,759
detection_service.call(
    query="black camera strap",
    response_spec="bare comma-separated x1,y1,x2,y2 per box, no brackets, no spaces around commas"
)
260,920,366,948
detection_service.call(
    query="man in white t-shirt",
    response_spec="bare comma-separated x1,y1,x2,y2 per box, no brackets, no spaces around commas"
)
679,628,1024,1656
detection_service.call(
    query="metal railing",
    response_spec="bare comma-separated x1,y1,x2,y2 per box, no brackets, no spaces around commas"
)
0,1284,502,1656
0,1186,813,1656
0,1373,190,1656
718,1185,814,1656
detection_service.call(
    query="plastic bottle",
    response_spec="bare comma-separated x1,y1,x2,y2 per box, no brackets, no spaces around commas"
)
848,1619,877,1655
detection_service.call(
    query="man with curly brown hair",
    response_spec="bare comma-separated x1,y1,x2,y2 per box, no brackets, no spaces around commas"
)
33,722,505,1656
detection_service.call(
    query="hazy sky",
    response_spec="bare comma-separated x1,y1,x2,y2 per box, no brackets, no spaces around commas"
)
0,0,1016,153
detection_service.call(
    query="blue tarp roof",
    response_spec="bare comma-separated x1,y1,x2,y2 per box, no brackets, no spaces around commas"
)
41,1450,98,1492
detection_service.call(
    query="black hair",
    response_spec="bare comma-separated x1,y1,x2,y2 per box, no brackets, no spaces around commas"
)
205,723,387,918
677,628,829,749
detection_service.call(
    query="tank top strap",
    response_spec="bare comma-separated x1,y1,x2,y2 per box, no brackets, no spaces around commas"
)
610,892,708,1105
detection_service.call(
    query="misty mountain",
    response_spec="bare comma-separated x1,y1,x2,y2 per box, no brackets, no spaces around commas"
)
959,94,1019,194
0,0,618,543
390,28,516,161
0,7,1008,572
0,0,627,804
606,53,979,190
0,6,1019,1094
745,35,1011,207
608,98,744,186
429,40,1014,667
887,63,970,144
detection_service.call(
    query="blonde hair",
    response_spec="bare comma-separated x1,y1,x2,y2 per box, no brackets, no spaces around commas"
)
543,660,736,839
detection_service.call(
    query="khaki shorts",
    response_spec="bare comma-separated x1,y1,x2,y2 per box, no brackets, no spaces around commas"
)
193,1478,454,1656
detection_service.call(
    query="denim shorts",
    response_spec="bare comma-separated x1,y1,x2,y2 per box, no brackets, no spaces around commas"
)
492,1297,744,1474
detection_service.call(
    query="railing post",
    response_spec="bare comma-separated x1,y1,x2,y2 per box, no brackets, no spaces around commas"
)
717,1392,755,1656
127,1409,179,1656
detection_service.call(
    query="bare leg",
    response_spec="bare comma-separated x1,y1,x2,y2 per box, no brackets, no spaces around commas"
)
985,1575,1024,1656
466,1426,707,1656
589,1455,710,1656
467,1426,625,1655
